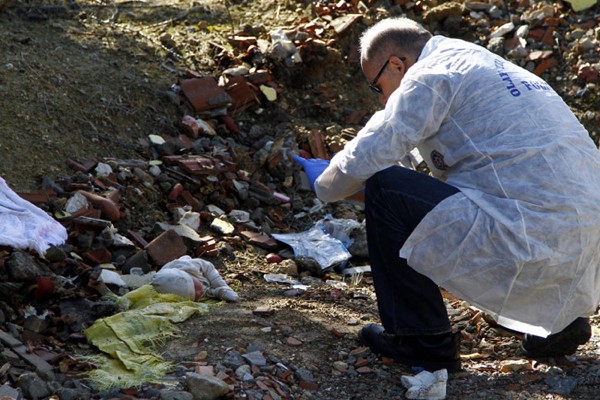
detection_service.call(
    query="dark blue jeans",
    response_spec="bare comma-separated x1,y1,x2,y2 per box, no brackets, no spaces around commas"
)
365,166,460,336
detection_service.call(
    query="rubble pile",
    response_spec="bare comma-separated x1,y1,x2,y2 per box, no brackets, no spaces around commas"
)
145,0,599,140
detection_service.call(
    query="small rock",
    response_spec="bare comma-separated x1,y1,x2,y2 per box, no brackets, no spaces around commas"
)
210,218,235,235
186,372,230,400
44,246,66,262
0,384,21,399
333,361,348,372
356,366,373,374
253,306,275,315
545,376,578,396
242,350,267,366
500,359,532,373
6,251,53,281
295,367,315,383
17,372,51,400
235,365,254,382
222,350,245,370
159,389,194,400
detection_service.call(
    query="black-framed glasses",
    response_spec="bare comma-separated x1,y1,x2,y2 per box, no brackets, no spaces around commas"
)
368,57,406,94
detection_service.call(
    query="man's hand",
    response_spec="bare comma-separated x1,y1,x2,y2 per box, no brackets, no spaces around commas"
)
293,155,330,191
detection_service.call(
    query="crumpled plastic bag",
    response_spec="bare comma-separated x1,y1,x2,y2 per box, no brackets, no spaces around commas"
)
84,285,210,390
272,225,352,271
0,177,67,255
401,369,448,400
151,255,239,302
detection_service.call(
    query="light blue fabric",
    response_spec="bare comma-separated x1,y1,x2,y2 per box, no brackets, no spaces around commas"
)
319,36,600,336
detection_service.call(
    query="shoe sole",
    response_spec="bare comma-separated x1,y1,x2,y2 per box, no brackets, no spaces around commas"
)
522,318,592,357
358,329,462,373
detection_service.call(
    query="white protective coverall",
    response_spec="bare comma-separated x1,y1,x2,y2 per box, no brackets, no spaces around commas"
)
315,36,600,337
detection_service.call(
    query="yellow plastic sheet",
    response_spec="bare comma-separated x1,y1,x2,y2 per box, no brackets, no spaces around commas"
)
83,285,210,389
565,0,597,12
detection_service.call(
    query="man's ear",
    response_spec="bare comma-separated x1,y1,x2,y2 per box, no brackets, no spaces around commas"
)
390,56,406,71
388,56,406,74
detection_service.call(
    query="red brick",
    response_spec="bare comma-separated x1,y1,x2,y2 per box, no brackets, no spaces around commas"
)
299,381,319,391
195,237,218,257
224,75,260,115
168,183,184,201
227,35,257,50
166,155,231,175
16,189,56,204
180,190,204,211
127,230,148,248
67,159,96,173
82,248,112,264
308,129,328,159
145,230,188,268
219,115,239,133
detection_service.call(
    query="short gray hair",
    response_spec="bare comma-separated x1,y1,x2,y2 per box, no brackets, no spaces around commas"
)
359,17,432,64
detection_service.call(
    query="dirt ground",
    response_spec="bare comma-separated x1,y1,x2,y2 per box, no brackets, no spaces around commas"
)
1,0,600,399
0,0,376,192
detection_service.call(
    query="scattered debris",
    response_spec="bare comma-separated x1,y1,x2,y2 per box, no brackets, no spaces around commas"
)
0,0,597,398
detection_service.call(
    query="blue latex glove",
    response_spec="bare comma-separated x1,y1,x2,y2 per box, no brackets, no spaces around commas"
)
293,155,330,191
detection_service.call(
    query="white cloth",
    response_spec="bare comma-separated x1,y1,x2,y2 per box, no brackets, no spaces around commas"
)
315,36,600,336
151,255,239,302
401,369,447,400
0,177,67,255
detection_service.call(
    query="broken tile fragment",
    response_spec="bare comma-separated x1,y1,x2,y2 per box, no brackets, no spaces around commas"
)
240,231,278,250
179,77,232,115
145,230,188,268
253,306,274,316
286,336,303,347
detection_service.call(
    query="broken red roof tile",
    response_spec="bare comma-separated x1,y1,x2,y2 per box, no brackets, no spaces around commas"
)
162,155,233,175
240,231,278,250
180,190,204,212
533,57,557,76
82,248,112,265
179,77,232,114
127,229,148,248
528,27,555,47
308,129,328,159
219,115,239,134
223,75,260,115
329,14,363,35
16,189,57,205
195,236,218,257
228,35,257,51
66,159,96,173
